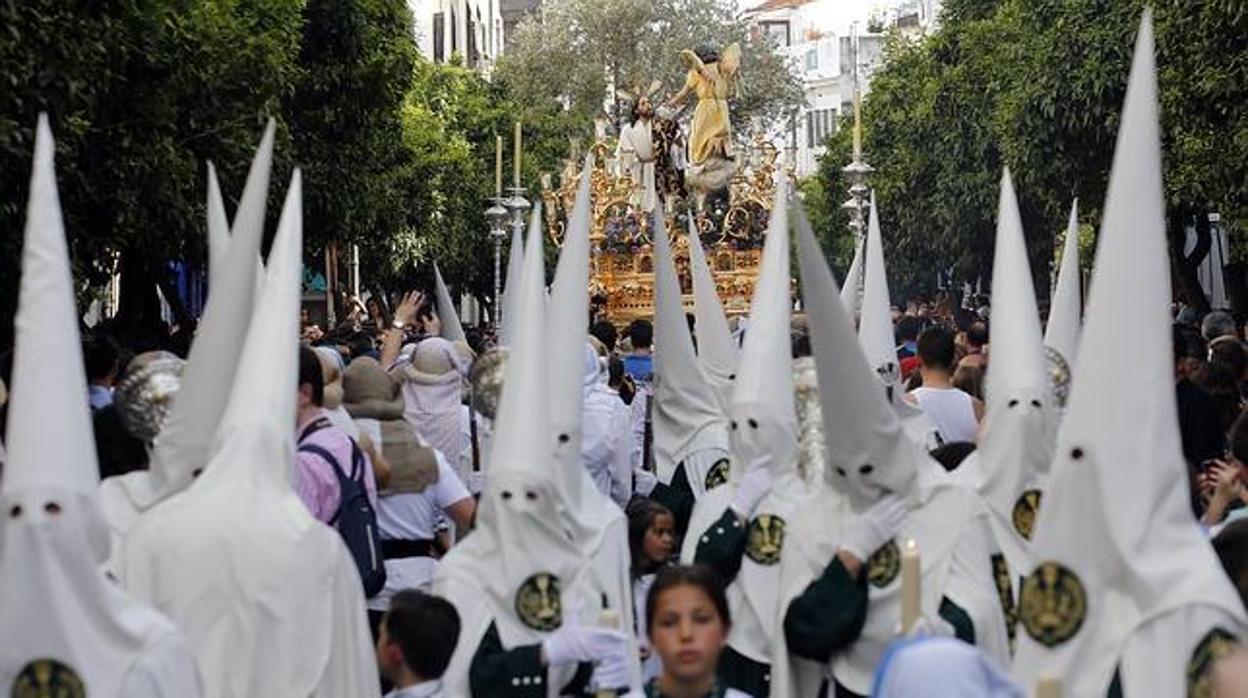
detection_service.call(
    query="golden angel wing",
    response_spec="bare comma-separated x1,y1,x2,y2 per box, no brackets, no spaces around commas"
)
680,49,705,73
720,42,742,79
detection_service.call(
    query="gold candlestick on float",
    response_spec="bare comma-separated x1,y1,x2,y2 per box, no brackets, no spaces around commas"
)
900,538,920,634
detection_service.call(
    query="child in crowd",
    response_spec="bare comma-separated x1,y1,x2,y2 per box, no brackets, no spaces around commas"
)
629,499,677,682
375,590,461,697
644,564,747,698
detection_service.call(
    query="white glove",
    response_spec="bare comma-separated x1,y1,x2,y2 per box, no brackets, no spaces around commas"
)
840,494,907,561
590,650,633,692
542,624,630,667
730,460,772,519
633,466,658,497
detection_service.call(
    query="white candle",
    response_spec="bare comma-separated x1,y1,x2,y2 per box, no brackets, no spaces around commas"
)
1036,678,1061,698
900,538,920,634
513,121,523,188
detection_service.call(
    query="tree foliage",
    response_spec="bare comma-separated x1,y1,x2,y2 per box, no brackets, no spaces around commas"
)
285,0,418,255
496,0,805,137
811,0,1248,308
0,0,305,346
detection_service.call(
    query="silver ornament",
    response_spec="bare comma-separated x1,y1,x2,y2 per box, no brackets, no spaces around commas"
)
469,347,508,420
114,351,185,442
1045,345,1072,408
792,356,825,486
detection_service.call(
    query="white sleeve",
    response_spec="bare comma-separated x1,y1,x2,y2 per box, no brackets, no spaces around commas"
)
432,450,472,510
609,406,634,508
119,634,203,698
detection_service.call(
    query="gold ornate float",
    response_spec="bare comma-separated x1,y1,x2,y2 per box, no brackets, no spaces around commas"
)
540,133,781,324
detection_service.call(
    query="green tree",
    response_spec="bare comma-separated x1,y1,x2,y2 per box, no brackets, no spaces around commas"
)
284,0,419,293
496,0,804,135
812,0,1248,308
361,57,576,315
0,0,304,348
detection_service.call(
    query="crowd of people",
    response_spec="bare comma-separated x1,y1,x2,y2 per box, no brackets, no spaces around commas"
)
4,12,1248,698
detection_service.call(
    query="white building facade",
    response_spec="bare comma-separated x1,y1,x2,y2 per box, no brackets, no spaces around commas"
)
745,0,886,177
408,0,505,71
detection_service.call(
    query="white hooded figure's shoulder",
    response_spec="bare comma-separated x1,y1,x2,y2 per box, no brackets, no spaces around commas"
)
1117,603,1246,697
118,629,203,698
916,477,990,528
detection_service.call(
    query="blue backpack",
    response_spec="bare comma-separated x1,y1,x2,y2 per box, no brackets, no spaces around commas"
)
298,419,387,597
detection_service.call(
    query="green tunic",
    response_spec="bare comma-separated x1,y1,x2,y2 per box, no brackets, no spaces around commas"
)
782,556,977,697
651,463,696,540
469,622,592,697
693,509,769,695
644,677,734,697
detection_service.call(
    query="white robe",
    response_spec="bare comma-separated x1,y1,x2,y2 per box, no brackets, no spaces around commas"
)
772,480,1010,697
122,485,379,698
617,119,657,212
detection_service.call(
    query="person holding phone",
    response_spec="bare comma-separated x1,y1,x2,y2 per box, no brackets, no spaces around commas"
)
1200,411,1248,529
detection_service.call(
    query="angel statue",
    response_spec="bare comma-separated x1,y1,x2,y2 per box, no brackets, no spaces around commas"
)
663,42,741,199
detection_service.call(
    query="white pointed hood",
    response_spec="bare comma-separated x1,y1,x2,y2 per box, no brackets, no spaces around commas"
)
115,122,274,514
434,263,467,343
206,161,230,289
654,207,731,486
443,198,586,640
123,169,382,696
794,199,921,512
962,169,1056,550
856,194,937,445
839,232,865,318
858,194,902,399
497,210,528,347
1014,13,1245,693
686,217,738,410
0,115,168,694
201,166,302,493
1045,199,1082,369
729,178,797,477
547,156,620,542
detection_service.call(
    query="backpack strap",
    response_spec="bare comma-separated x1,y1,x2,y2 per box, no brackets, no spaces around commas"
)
298,443,350,484
297,416,333,444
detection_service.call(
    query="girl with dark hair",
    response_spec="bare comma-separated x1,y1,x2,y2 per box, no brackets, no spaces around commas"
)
644,564,744,697
629,498,676,681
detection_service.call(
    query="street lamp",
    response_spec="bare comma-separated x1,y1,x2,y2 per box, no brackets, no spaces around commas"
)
485,197,509,326
498,184,531,328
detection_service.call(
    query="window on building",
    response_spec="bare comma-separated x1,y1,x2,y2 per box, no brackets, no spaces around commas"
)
804,48,818,72
806,108,839,149
433,13,445,62
761,21,790,47
451,9,458,55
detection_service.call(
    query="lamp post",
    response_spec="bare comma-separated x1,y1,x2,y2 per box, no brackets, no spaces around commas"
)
485,197,509,326
841,26,874,313
498,185,531,328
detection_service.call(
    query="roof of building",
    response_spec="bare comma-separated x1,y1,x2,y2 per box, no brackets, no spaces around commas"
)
744,0,814,14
